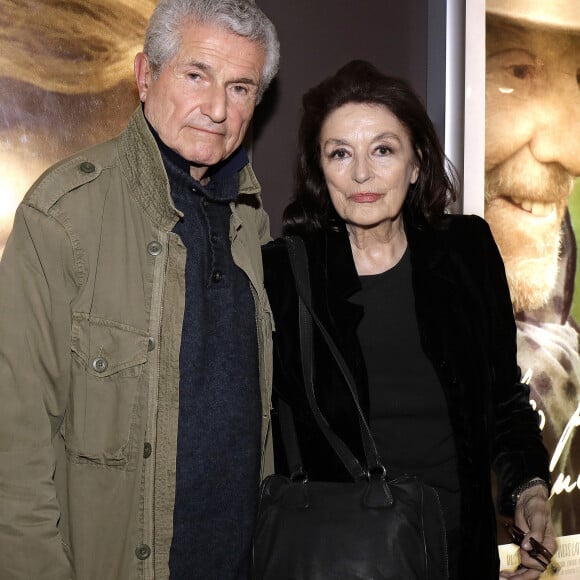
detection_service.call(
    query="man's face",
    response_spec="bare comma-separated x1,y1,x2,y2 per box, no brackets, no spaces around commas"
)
484,17,580,312
135,20,265,181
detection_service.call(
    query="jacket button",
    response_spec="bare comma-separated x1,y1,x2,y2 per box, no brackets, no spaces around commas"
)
92,357,108,373
147,241,162,256
202,198,209,208
212,271,223,283
148,337,156,352
135,544,151,560
143,442,152,458
79,161,95,173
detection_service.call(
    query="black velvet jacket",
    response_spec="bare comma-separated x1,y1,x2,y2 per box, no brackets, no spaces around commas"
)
262,214,550,578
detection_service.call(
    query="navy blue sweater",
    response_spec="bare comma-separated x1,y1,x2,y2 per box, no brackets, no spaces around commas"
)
154,134,261,580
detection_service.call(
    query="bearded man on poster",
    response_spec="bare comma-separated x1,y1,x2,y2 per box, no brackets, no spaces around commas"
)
485,0,580,536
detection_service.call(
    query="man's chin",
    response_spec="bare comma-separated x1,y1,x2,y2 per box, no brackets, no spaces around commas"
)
484,200,564,313
504,256,559,313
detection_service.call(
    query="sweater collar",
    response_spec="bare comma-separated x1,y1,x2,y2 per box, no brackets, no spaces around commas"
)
118,107,259,231
146,113,248,203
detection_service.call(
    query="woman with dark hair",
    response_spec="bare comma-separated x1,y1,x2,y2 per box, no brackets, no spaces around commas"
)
262,60,555,579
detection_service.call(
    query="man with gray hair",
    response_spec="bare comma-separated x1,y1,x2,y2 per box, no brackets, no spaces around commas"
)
0,1,279,578
485,0,580,536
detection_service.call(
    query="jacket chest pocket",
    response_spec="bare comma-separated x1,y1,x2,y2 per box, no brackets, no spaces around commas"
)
68,313,149,468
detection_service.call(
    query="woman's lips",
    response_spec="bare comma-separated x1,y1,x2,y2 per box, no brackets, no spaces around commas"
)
349,193,382,203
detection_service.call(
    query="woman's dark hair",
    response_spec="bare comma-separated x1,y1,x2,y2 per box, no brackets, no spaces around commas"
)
283,60,459,235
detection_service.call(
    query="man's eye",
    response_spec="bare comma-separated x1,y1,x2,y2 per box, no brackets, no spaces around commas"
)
188,73,201,81
509,64,536,80
232,85,249,95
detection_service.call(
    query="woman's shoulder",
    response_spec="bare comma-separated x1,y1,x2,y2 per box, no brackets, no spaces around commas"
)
410,213,503,274
423,213,497,254
262,237,289,270
437,213,492,238
262,232,326,268
262,232,330,300
435,214,507,282
262,237,292,295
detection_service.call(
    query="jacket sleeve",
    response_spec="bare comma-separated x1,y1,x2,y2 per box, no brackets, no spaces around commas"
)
0,204,75,579
480,219,550,515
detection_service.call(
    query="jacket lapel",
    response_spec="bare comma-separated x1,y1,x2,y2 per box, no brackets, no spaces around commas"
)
406,220,463,363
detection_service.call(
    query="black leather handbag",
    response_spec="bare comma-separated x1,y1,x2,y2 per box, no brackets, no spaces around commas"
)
252,236,448,580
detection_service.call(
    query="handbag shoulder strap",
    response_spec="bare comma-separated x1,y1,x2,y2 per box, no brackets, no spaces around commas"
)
285,235,385,479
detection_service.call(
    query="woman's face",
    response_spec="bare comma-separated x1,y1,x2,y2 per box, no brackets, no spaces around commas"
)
319,102,419,232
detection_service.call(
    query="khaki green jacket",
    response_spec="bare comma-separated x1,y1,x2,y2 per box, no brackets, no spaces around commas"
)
0,107,274,580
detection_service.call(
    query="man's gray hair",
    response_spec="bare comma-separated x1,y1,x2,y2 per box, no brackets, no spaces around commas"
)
144,0,279,100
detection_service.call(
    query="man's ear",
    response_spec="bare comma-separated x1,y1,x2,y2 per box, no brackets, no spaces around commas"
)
134,52,152,102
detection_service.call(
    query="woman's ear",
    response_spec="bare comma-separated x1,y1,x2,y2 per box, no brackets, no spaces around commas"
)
411,149,422,184
411,163,420,184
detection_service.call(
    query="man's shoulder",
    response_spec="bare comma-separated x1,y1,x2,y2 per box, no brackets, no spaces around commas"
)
23,137,122,215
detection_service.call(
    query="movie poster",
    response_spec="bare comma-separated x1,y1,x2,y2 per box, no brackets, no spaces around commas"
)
0,0,156,257
483,0,580,576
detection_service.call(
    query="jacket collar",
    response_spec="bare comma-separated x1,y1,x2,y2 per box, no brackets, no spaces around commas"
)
406,216,450,271
323,226,362,300
312,218,461,349
318,216,456,297
118,107,261,231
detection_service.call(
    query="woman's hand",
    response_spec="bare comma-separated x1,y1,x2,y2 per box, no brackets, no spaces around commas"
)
500,484,558,579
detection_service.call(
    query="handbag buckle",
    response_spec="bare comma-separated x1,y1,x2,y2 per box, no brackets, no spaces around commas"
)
366,464,387,481
290,468,308,483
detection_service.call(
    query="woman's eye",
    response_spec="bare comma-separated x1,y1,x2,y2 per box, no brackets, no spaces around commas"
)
330,149,348,159
376,146,391,155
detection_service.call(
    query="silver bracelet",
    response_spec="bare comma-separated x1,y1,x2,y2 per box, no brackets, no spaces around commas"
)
511,477,549,507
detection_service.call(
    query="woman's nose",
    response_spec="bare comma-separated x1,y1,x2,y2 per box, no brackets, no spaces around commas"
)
351,157,372,184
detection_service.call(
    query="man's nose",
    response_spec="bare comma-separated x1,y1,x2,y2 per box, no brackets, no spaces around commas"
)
200,84,227,124
530,89,580,177
351,157,372,184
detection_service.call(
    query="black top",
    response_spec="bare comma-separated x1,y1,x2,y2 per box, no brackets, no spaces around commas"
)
349,248,460,530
